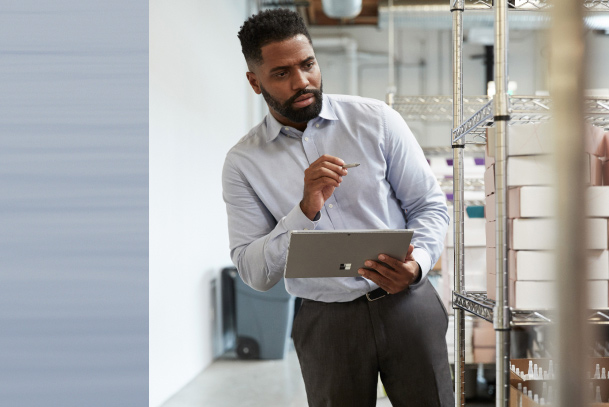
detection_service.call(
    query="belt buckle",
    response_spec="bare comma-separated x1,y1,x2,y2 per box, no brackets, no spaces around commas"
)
366,289,387,302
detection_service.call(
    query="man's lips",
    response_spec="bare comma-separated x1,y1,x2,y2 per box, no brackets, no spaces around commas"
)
292,93,315,108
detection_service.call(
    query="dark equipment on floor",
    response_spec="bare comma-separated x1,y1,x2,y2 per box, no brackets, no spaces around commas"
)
221,267,295,360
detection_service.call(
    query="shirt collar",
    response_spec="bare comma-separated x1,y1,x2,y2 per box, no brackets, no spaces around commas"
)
265,93,339,142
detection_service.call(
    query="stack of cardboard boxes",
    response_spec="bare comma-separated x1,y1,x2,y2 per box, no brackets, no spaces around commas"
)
485,123,609,309
445,210,487,296
472,320,495,364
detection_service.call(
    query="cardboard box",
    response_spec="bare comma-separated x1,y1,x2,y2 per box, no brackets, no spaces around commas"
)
473,347,496,364
485,128,495,169
514,280,608,309
589,250,609,280
507,155,553,186
586,124,607,157
589,218,608,250
591,154,604,186
446,215,487,247
587,186,609,217
507,122,554,156
510,218,608,251
508,250,609,281
508,186,554,218
446,247,488,277
509,250,553,281
473,325,495,347
514,280,556,309
486,272,515,304
486,247,495,275
507,154,591,187
464,271,487,291
485,165,495,196
486,220,495,248
485,193,495,222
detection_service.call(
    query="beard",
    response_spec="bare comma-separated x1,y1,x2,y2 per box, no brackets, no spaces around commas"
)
260,82,323,124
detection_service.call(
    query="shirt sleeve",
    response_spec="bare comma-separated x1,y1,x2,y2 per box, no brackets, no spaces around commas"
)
222,155,320,291
383,105,450,280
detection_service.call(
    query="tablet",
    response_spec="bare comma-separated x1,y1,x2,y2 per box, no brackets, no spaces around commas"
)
284,229,414,278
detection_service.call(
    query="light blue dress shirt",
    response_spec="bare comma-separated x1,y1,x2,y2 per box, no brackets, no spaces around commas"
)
222,94,449,302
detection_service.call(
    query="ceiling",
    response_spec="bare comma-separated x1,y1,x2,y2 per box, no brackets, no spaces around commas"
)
300,0,380,26
291,0,552,30
261,0,565,30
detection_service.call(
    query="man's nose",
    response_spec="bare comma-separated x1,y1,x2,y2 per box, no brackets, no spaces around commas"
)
292,69,310,90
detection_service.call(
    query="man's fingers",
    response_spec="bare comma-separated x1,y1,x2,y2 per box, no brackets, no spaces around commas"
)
308,155,349,177
311,179,340,191
309,167,344,183
367,259,397,279
311,154,344,167
357,267,393,291
375,254,402,273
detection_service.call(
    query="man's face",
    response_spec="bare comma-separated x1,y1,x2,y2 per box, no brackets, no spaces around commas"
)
246,35,323,127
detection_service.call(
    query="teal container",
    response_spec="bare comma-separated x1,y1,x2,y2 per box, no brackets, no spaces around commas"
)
234,276,295,360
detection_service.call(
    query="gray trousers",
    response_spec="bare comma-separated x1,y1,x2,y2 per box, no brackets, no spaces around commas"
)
292,279,454,407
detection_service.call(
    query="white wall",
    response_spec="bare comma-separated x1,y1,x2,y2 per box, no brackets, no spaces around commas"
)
149,1,251,406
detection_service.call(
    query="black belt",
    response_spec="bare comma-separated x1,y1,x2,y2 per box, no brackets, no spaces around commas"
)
365,287,388,302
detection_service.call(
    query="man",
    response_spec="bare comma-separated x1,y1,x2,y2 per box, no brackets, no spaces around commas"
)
223,8,453,407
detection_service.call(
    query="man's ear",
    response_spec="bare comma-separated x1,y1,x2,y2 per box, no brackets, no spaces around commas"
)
246,72,262,95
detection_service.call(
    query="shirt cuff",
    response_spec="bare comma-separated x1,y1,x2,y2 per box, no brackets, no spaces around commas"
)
412,248,432,280
282,204,321,231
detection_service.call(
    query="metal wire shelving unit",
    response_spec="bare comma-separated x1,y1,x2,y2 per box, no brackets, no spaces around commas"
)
392,95,490,124
452,96,609,144
453,291,609,327
449,0,609,406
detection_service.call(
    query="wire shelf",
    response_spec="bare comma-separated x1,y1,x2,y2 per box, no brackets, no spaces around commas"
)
452,291,609,326
422,145,485,155
453,291,495,323
585,0,609,11
451,96,609,144
465,0,609,11
392,95,489,123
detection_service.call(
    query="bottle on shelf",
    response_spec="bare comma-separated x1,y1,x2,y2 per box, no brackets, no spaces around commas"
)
595,364,601,379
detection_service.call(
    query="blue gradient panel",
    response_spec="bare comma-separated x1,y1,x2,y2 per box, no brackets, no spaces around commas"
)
0,1,148,405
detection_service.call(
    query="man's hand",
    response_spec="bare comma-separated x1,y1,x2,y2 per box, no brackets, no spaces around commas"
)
300,154,348,220
357,244,420,294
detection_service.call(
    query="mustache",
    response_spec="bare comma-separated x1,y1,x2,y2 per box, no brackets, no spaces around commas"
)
285,88,322,106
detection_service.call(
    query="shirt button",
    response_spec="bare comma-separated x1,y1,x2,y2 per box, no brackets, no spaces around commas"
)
304,137,309,142
329,204,334,209
304,228,309,230
284,127,289,131
315,124,319,128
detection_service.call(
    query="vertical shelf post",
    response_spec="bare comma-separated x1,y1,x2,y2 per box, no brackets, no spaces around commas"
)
450,1,465,406
493,1,510,407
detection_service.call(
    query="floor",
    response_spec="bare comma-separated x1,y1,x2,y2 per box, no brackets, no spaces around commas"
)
160,342,494,407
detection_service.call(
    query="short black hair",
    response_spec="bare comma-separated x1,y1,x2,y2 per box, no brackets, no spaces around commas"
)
238,8,312,69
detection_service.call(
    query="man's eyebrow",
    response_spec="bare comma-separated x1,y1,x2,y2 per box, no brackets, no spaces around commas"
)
269,56,315,73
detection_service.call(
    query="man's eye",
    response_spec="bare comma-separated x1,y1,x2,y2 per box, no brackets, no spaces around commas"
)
275,71,287,78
